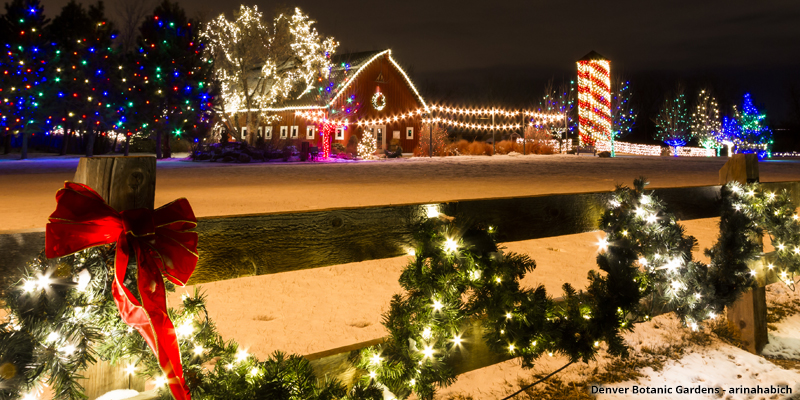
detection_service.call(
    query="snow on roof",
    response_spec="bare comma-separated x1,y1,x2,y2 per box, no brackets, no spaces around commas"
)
236,49,428,113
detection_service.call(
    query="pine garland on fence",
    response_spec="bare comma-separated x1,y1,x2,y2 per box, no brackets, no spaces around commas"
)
0,246,382,400
358,201,645,399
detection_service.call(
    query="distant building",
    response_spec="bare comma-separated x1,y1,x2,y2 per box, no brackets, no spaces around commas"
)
231,49,428,155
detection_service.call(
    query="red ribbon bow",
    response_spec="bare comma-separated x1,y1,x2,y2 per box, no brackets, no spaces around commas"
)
45,182,197,400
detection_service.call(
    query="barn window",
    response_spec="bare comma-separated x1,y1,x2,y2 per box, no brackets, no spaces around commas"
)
280,126,288,138
241,127,247,138
336,127,344,140
265,126,273,139
406,127,414,139
291,126,299,139
257,126,263,137
306,126,315,139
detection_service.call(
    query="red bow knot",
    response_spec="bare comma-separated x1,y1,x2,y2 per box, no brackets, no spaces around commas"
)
45,182,197,400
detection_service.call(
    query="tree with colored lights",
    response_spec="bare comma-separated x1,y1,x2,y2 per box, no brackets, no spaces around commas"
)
538,78,575,143
731,93,773,157
653,85,691,153
1,0,54,159
609,76,636,156
203,6,337,145
133,0,214,158
50,1,121,157
690,89,722,155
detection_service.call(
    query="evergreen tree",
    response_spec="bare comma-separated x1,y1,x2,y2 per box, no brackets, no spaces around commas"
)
610,77,636,156
133,0,214,158
653,85,691,154
732,93,773,158
1,0,54,159
49,0,91,155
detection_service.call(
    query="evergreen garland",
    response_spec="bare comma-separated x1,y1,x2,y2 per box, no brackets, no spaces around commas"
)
358,202,645,399
0,246,382,400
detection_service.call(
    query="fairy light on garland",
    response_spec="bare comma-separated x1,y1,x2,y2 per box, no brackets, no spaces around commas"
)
576,51,611,146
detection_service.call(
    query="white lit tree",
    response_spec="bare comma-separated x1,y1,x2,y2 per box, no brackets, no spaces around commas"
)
357,128,376,159
203,6,337,144
691,89,722,155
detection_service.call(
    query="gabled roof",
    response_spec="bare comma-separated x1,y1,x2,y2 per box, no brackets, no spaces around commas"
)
578,50,608,61
236,49,428,113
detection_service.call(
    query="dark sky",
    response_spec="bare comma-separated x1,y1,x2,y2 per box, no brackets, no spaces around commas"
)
35,0,800,132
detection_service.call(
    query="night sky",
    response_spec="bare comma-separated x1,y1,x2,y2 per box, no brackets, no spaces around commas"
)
34,0,800,140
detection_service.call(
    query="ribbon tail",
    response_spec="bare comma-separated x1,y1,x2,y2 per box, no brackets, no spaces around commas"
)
112,237,190,400
137,256,190,400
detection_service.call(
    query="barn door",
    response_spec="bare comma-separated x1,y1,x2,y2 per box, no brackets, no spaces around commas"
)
375,125,386,150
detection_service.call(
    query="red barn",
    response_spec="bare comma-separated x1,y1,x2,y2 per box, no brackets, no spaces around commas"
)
234,49,428,156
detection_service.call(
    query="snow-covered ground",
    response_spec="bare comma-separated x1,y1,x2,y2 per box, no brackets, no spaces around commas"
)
437,282,800,400
4,153,800,231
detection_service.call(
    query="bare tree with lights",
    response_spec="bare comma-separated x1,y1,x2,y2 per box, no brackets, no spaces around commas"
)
691,89,722,155
203,6,337,145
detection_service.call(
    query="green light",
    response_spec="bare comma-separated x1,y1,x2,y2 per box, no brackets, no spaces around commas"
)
128,102,133,107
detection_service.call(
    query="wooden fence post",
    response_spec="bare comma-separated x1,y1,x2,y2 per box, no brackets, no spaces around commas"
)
719,153,768,354
73,156,155,399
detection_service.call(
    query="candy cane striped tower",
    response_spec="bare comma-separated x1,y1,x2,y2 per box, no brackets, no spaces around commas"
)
577,51,611,146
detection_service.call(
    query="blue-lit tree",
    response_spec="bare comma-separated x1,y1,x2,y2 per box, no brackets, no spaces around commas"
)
133,0,214,158
1,0,54,159
653,84,692,154
610,76,636,156
731,93,773,158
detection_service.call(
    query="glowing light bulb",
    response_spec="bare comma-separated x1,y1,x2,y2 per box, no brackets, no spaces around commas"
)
22,280,36,293
452,335,462,346
432,299,443,312
236,349,248,362
36,275,51,290
424,204,439,218
193,345,204,356
443,238,458,253
154,376,167,388
60,344,76,356
176,321,194,337
597,238,608,251
421,345,434,359
421,327,432,340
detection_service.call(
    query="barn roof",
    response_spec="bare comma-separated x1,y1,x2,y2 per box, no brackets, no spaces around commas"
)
235,49,428,112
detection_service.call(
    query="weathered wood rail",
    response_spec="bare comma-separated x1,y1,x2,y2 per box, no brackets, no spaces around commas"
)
3,181,799,286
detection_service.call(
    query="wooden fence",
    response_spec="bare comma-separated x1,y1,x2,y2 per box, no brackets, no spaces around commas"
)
0,155,796,398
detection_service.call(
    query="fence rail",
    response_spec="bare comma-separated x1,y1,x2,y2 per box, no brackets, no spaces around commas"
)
2,178,798,397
